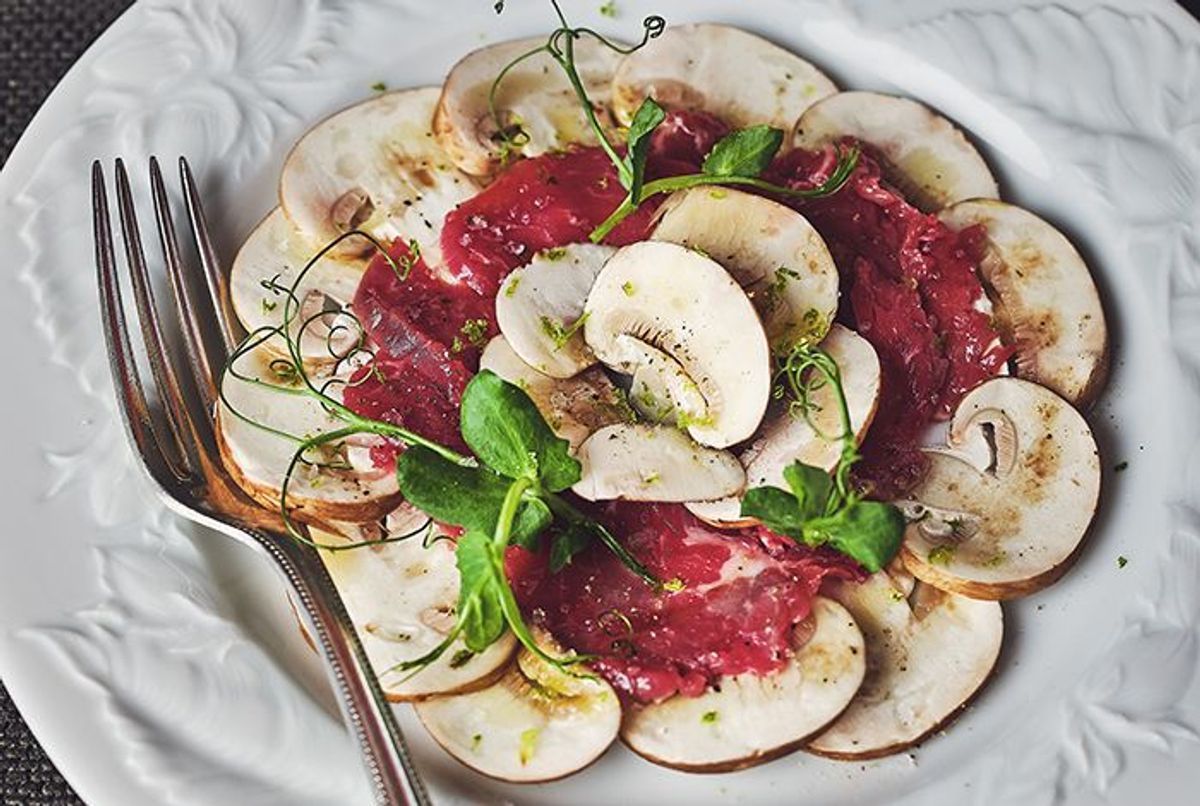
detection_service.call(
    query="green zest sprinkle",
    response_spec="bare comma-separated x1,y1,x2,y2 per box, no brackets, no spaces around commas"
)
460,317,491,348
621,280,636,296
505,276,521,297
1114,461,1129,472
540,313,588,350
642,471,660,485
471,733,483,751
261,298,278,314
928,545,956,566
708,189,727,199
371,81,388,92
701,710,718,724
983,551,1007,568
599,1,617,17
519,727,540,765
450,649,475,668
1117,555,1128,568
662,577,685,593
542,246,568,261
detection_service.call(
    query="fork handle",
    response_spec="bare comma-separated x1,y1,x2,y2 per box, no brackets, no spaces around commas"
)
270,534,431,805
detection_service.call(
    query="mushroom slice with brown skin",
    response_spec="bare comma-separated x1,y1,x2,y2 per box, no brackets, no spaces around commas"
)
415,631,621,783
900,377,1101,599
584,241,771,449
938,199,1108,408
280,87,479,268
621,597,865,772
479,336,634,452
793,91,999,213
687,325,880,526
495,244,614,378
610,23,837,131
216,344,402,524
434,36,622,177
230,208,366,363
310,519,516,701
808,571,1003,759
651,187,839,351
572,423,745,503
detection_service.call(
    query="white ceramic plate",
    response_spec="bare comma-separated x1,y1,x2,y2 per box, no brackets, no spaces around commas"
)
2,1,1199,804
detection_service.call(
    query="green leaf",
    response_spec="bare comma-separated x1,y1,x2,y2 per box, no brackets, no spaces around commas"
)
456,531,507,651
812,501,906,573
549,522,592,573
740,486,807,539
459,370,581,491
702,125,784,178
395,446,551,544
511,497,552,551
625,97,666,200
782,462,836,520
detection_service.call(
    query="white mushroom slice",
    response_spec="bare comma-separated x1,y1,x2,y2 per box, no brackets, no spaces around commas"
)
280,87,479,269
611,23,837,131
216,344,401,523
572,424,744,503
620,336,708,426
230,208,366,361
687,325,880,526
793,91,999,213
938,199,1108,408
808,572,1002,758
434,36,622,177
900,377,1100,599
415,633,621,783
495,244,614,378
584,241,771,449
651,187,838,351
311,524,516,701
621,597,864,772
479,336,633,451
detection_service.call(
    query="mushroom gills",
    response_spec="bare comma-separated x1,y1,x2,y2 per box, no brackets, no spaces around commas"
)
572,423,745,503
434,36,622,176
938,199,1107,408
651,187,839,351
621,597,865,772
584,241,771,449
808,570,1003,759
415,632,621,783
793,91,998,212
495,243,615,378
279,87,479,270
899,377,1101,600
611,23,837,131
312,520,516,700
479,336,634,452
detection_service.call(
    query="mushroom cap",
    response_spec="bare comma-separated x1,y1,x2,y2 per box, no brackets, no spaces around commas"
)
939,199,1108,408
900,377,1101,599
217,346,402,524
571,424,745,503
793,91,999,212
279,87,479,269
808,571,1003,759
494,243,614,378
584,241,771,449
478,336,633,452
311,522,516,701
611,23,837,130
621,597,865,772
687,325,880,526
415,634,621,783
434,36,622,177
651,187,839,351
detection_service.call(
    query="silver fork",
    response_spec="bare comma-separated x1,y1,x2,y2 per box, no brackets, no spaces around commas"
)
91,157,430,806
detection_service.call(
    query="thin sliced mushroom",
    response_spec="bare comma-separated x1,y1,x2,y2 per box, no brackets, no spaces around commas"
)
808,571,1002,759
435,36,622,176
621,597,865,772
900,377,1101,599
611,23,837,130
216,344,402,524
793,91,998,212
688,325,880,526
938,199,1108,408
415,632,621,783
651,187,839,351
479,336,634,452
311,520,516,701
572,423,745,503
280,87,479,269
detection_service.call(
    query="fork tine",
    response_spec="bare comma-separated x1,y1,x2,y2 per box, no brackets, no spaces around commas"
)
114,158,198,481
149,157,222,424
179,157,239,352
93,161,180,488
